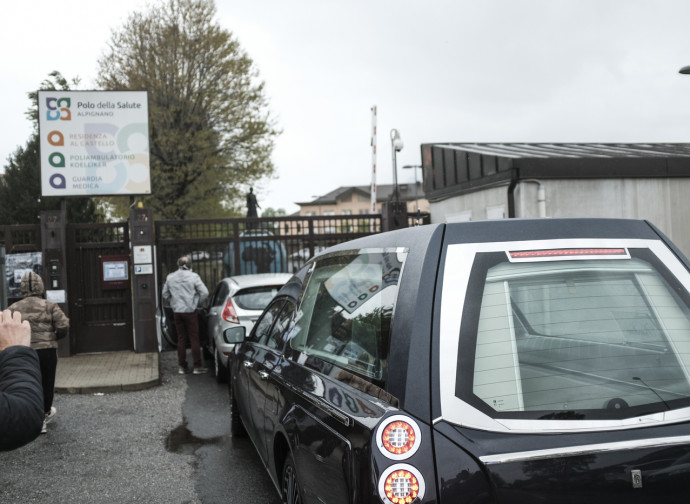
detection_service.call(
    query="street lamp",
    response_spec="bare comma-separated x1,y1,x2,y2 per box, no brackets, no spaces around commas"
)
390,129,403,202
402,165,422,212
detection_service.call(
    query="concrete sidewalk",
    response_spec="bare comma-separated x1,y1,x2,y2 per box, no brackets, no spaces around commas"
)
55,351,160,394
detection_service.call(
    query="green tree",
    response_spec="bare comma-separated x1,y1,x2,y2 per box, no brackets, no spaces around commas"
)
0,72,103,224
97,0,279,220
261,207,287,218
259,207,287,234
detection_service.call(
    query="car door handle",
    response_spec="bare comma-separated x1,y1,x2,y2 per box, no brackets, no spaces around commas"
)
243,361,254,369
258,371,269,381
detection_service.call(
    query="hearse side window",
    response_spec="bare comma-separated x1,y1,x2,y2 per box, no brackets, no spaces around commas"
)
464,250,690,420
266,302,295,349
251,300,285,343
289,250,405,385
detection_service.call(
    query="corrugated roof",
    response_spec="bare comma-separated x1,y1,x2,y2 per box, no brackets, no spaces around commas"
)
434,143,690,159
421,142,690,203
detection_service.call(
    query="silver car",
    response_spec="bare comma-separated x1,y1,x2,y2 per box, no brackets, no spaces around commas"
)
204,273,292,382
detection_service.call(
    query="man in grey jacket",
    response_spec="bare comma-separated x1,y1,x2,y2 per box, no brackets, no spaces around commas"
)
162,256,209,374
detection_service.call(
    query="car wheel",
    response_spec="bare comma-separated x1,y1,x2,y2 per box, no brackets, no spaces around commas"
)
229,379,246,437
215,348,228,383
281,452,303,504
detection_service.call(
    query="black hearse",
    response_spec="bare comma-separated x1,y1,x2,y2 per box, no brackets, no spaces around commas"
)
225,219,690,504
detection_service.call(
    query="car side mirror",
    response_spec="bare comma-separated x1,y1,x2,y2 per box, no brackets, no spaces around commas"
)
223,326,246,344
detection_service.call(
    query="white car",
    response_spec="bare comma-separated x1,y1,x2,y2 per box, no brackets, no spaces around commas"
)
203,273,292,382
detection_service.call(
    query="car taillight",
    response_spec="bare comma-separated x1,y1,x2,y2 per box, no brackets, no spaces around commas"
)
378,464,426,504
222,299,239,324
377,415,421,460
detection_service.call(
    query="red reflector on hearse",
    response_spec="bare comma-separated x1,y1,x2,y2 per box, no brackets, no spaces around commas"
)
509,248,628,260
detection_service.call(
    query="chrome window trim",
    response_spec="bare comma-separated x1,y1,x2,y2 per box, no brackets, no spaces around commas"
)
275,371,353,427
438,238,690,433
480,434,690,465
297,404,353,446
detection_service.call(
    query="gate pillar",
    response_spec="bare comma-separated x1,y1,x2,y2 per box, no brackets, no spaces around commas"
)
130,206,157,352
41,208,70,356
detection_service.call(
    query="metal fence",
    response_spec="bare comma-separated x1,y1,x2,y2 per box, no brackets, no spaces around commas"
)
1,225,42,308
154,213,397,291
2,212,430,307
0,224,41,254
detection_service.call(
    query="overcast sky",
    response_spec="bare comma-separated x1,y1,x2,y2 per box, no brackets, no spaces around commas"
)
3,0,690,214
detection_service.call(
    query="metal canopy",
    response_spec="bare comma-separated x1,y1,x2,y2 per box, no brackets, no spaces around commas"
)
420,142,690,202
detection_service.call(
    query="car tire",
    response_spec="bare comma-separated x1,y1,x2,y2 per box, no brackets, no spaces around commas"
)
281,452,303,504
229,379,246,437
161,308,178,348
215,348,228,383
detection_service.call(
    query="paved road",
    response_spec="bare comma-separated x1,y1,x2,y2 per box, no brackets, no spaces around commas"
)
0,350,281,504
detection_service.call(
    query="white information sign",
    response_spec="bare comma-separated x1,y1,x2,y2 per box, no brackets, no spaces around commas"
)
38,90,151,197
134,264,154,275
13,269,32,283
103,261,129,281
133,245,152,264
46,290,66,303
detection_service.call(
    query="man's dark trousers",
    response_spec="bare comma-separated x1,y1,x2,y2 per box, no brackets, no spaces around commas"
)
173,312,202,369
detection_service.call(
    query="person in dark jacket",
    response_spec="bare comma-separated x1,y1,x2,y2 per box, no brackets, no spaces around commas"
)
0,308,44,451
9,271,69,433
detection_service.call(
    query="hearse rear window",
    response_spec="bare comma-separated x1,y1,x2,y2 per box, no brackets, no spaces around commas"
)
289,249,406,385
461,248,690,421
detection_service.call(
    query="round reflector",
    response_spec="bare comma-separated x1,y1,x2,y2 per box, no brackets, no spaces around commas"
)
378,463,426,504
376,415,421,460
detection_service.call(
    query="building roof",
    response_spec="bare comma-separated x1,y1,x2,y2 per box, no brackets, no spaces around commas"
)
421,142,690,202
297,182,424,206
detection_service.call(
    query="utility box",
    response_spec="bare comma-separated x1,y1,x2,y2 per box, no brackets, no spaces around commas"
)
381,200,409,232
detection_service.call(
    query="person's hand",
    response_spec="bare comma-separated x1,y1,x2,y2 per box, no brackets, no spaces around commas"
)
0,310,31,352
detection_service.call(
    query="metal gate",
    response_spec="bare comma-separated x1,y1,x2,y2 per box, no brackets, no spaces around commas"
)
154,214,389,292
67,222,133,353
1,224,42,308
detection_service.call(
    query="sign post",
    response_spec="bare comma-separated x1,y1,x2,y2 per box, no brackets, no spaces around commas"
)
38,90,153,354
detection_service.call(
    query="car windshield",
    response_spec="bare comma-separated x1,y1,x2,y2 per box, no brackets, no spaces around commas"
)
233,286,283,310
462,248,690,421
